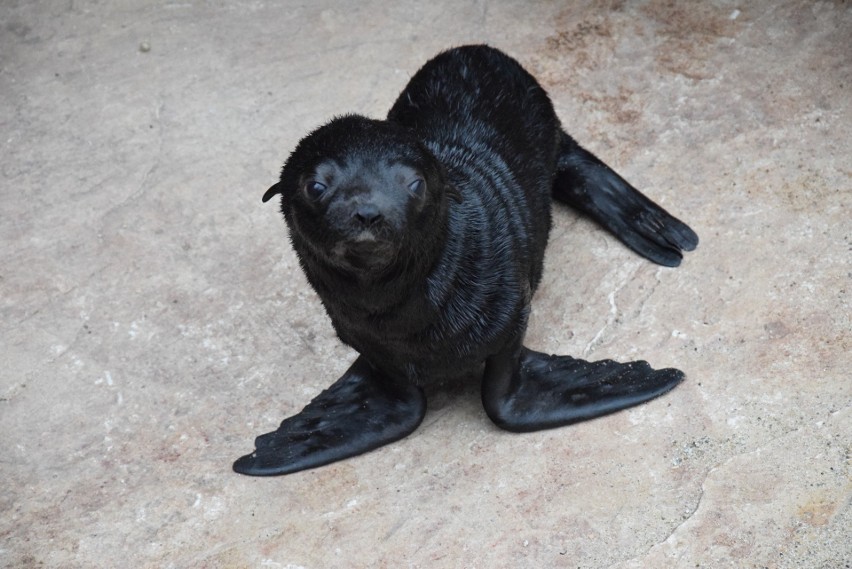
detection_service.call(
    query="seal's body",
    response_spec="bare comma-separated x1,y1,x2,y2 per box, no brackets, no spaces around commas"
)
235,46,698,476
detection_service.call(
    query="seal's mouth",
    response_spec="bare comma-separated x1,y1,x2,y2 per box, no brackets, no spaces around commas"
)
331,236,398,272
352,230,379,243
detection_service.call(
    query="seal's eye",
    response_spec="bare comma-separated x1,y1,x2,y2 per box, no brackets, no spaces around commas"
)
408,179,425,197
305,181,327,200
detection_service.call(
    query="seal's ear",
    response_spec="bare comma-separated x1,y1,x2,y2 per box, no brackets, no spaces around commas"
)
262,182,283,203
446,183,463,203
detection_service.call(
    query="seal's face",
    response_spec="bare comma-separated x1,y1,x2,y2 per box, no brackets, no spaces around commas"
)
296,156,428,271
263,115,451,275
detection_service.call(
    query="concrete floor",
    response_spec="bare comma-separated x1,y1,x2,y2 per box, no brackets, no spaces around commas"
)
2,1,850,567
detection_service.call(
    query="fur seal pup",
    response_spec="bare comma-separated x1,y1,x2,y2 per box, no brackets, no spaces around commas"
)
234,45,698,476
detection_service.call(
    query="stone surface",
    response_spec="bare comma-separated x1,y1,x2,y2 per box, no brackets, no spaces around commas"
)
1,1,849,567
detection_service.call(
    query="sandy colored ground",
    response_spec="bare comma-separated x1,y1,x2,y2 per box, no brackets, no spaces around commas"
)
2,1,849,567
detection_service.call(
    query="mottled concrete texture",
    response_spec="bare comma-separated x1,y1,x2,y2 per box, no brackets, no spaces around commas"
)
1,1,850,567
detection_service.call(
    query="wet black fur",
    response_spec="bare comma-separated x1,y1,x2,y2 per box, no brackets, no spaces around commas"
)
236,45,698,475
271,46,565,383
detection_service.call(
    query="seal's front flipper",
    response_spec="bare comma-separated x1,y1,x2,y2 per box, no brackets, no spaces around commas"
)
233,357,426,476
553,132,698,267
482,345,683,432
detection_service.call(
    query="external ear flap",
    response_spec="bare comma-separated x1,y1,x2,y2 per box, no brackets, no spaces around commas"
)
447,183,463,203
262,182,283,203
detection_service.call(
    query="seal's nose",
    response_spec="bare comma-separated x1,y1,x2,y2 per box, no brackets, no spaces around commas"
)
354,203,383,227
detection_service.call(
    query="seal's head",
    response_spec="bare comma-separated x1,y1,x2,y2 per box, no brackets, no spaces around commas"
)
264,115,455,274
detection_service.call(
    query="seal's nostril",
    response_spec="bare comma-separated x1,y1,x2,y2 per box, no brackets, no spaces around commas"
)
354,204,383,227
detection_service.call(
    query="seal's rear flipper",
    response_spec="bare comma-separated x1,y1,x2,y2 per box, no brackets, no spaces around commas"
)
482,346,683,432
553,132,698,267
233,356,426,476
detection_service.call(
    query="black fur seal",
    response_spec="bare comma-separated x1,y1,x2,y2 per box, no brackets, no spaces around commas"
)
234,45,698,476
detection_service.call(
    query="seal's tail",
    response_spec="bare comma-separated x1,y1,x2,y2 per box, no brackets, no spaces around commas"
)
552,131,698,267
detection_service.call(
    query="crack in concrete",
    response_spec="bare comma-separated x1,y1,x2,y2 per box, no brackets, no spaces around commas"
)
605,410,850,568
583,261,640,357
634,266,664,321
99,98,166,225
600,462,713,569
